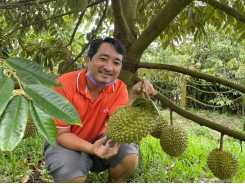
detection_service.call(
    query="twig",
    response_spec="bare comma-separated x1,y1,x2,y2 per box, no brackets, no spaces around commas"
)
170,109,173,126
66,11,86,47
219,133,224,151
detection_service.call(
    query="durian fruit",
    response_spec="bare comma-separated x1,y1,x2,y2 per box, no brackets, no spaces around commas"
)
23,115,38,139
136,99,159,117
67,0,88,13
151,114,169,139
106,106,155,144
160,125,188,157
207,148,238,180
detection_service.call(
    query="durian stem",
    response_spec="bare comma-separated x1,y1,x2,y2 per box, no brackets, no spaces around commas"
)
170,109,173,126
219,133,224,151
141,76,151,100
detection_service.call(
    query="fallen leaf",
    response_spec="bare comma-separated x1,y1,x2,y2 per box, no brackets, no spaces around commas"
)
21,174,30,183
28,163,36,170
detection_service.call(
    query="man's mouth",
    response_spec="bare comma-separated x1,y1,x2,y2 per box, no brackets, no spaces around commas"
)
99,70,113,76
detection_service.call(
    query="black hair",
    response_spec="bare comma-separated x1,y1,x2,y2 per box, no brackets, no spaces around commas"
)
87,37,126,64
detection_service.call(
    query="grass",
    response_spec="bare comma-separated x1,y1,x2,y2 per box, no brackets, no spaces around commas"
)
1,110,245,183
0,133,52,183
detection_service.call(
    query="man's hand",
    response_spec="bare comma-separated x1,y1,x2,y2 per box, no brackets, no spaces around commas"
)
91,136,120,159
127,80,158,105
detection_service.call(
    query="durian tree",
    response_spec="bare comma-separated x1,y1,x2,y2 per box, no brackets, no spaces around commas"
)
1,0,245,153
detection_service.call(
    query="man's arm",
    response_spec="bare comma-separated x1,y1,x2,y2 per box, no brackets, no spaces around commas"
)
56,127,120,159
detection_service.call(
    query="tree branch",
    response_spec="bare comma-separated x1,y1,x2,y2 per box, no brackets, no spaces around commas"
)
111,0,132,41
2,0,105,38
200,0,245,23
186,96,226,108
138,62,245,93
187,84,235,94
66,11,86,47
0,0,53,9
0,0,106,9
2,12,73,38
135,75,245,141
61,0,109,73
127,0,194,58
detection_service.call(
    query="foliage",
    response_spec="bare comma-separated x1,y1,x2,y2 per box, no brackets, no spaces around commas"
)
1,0,245,157
139,24,245,113
0,57,81,151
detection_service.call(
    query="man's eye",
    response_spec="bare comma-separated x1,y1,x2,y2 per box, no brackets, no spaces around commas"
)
114,62,121,66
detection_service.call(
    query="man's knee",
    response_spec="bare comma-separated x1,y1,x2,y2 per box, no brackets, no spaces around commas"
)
122,153,138,169
109,153,138,175
108,154,138,182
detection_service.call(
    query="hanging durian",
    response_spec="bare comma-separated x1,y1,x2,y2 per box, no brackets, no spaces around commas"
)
207,133,238,180
151,113,169,139
207,148,238,180
23,114,38,139
106,106,155,144
106,79,160,143
160,125,189,157
136,99,159,117
67,0,88,13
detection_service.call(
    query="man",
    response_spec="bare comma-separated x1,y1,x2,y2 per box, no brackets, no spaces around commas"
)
44,37,157,182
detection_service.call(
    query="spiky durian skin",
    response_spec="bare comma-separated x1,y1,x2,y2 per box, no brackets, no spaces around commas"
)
67,0,88,13
151,114,169,139
106,106,155,144
207,149,238,180
160,125,188,157
136,100,159,117
23,115,38,139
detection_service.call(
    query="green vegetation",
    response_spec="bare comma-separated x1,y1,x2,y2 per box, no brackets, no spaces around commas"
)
1,110,244,183
0,133,52,183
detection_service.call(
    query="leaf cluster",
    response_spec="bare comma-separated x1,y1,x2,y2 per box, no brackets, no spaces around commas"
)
0,57,82,151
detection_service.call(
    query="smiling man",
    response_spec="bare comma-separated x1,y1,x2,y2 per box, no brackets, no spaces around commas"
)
44,37,157,183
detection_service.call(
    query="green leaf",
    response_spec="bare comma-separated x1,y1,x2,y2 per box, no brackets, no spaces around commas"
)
6,57,61,87
131,98,146,107
169,42,176,52
162,41,170,50
16,70,41,86
133,99,160,116
219,101,225,106
25,84,82,126
188,9,195,21
0,78,14,116
0,95,29,151
29,101,57,149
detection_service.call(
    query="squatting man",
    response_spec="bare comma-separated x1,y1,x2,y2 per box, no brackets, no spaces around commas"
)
44,37,157,183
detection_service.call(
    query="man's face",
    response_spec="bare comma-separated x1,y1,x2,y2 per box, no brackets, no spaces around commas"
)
86,42,123,84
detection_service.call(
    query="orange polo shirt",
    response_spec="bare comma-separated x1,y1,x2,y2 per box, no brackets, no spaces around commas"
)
52,68,128,142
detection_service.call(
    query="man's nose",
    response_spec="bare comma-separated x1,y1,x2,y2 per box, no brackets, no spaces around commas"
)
104,61,113,71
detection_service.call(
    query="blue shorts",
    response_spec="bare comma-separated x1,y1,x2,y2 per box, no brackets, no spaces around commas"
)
43,135,139,182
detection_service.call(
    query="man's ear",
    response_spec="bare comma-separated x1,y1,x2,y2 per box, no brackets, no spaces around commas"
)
85,56,90,66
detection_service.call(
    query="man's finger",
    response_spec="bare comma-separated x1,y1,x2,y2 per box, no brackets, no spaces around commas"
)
152,89,158,96
103,139,112,152
114,142,120,149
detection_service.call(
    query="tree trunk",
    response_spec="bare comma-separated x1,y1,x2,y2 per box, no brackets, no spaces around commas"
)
180,74,186,109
